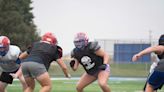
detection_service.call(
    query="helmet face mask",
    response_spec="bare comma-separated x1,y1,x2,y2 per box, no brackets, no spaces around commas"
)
74,39,86,49
74,32,88,50
0,36,10,56
0,47,8,56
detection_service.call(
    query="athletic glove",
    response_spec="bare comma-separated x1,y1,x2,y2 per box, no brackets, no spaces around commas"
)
99,64,108,70
70,60,75,68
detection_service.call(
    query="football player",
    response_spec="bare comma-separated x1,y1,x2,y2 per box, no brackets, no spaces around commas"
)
70,32,111,92
0,36,27,92
132,34,164,92
20,32,71,92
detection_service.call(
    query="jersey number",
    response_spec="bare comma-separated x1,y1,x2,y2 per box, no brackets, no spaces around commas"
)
81,56,95,70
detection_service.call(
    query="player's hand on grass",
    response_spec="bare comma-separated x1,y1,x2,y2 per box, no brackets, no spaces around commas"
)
66,74,71,78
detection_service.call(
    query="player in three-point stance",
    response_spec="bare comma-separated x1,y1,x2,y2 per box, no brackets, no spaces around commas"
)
20,32,71,92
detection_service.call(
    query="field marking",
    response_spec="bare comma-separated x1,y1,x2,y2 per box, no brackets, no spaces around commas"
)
8,84,21,86
13,77,146,81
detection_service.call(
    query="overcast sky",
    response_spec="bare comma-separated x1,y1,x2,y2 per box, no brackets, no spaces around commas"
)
31,0,164,54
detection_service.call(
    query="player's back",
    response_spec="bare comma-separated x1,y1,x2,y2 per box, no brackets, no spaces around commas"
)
23,42,58,70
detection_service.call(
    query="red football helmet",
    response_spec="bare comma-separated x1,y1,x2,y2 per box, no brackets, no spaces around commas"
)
0,36,10,48
74,32,89,49
0,36,10,56
41,32,57,45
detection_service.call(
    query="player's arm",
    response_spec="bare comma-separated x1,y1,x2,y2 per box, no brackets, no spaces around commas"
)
19,44,32,59
90,41,110,70
11,64,22,78
132,45,164,62
19,51,29,59
57,58,71,78
90,41,110,64
56,46,71,78
95,48,110,64
13,52,28,78
95,48,110,70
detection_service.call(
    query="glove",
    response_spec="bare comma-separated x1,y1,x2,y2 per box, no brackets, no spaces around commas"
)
99,64,108,70
70,60,75,68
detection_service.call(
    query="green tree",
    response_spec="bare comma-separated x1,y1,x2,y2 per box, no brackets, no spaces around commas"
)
0,0,40,51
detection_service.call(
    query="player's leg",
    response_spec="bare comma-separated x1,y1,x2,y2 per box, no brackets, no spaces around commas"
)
143,81,147,92
0,72,15,92
20,62,35,92
145,83,154,92
24,77,35,92
143,74,150,92
97,65,111,92
146,71,164,92
21,62,40,92
76,72,97,92
36,72,52,92
23,62,51,92
0,81,7,92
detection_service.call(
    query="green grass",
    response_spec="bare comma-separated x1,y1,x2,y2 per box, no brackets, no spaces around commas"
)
110,63,151,77
48,63,151,77
0,63,152,77
3,63,158,92
7,79,164,92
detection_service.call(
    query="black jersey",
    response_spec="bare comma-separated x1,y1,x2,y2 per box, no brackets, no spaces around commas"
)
22,41,62,70
71,41,103,75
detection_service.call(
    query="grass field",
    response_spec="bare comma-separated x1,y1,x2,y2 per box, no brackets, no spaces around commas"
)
48,63,152,77
7,78,164,92
3,63,162,92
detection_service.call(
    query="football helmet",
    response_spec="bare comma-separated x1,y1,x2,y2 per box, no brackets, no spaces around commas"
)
0,36,10,56
41,32,57,45
74,32,89,49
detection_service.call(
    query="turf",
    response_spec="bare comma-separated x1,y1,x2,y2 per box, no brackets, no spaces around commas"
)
48,63,152,77
7,78,164,92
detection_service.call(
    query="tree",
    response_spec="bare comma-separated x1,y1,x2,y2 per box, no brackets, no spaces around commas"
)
0,0,40,50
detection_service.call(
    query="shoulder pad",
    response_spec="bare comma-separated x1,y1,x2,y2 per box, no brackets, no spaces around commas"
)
88,41,100,51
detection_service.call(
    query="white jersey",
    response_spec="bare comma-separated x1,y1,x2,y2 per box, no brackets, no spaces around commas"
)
0,45,21,72
150,62,158,73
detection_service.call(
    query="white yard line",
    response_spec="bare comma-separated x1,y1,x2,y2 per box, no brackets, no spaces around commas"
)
13,77,146,81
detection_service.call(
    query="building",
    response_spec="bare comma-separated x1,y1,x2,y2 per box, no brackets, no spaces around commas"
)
95,39,158,63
